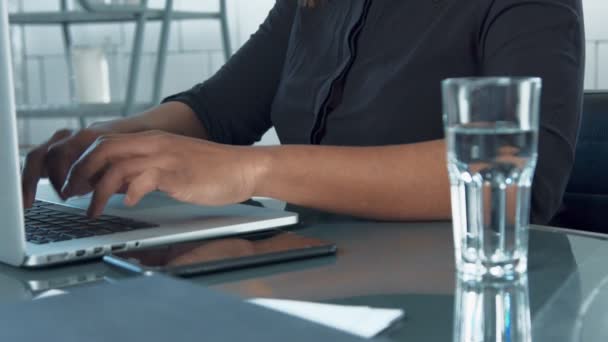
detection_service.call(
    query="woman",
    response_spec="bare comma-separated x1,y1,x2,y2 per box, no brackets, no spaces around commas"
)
22,0,584,223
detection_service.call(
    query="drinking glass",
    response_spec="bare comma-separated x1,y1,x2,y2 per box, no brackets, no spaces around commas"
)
453,275,531,342
442,77,541,278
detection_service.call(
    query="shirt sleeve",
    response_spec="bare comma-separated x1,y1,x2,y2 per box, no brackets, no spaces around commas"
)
162,0,296,145
480,0,585,224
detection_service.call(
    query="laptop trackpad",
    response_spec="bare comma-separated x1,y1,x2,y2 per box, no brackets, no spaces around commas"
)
105,192,178,211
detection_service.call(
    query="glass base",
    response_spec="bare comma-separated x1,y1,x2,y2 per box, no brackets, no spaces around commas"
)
456,257,528,280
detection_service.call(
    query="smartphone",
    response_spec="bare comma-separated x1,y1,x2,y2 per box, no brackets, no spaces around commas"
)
103,230,336,276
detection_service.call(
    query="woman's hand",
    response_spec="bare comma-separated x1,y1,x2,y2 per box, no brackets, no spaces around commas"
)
21,128,105,208
60,131,268,217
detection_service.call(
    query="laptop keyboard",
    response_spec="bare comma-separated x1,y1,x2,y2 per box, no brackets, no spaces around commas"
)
25,200,159,245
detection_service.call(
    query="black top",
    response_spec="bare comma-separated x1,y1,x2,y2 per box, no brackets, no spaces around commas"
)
164,0,585,224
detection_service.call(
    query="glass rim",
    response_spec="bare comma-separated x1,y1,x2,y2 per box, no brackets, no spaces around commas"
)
442,77,542,86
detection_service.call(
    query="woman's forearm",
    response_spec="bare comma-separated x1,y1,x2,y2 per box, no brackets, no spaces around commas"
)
254,139,452,221
89,102,208,139
57,130,451,220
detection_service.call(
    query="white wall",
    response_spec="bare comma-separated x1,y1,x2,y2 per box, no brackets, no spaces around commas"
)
9,0,608,147
583,0,608,89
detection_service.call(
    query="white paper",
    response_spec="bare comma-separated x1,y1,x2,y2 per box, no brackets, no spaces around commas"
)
249,298,404,338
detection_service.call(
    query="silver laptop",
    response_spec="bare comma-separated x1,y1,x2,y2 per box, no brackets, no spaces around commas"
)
0,2,297,267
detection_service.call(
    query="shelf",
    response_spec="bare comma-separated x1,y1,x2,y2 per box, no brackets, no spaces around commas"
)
10,10,220,25
9,1,230,130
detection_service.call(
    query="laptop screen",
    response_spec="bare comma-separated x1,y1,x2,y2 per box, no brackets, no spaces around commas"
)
0,0,16,122
0,0,28,266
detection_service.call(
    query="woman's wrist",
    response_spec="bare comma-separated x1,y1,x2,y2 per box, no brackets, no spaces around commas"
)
87,102,207,138
87,117,147,135
248,146,277,198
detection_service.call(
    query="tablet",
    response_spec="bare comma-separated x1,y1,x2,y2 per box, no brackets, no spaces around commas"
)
103,230,336,276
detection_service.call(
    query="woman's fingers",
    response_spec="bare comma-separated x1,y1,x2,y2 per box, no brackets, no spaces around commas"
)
62,133,162,199
86,155,174,217
21,147,47,208
21,129,73,206
124,169,162,206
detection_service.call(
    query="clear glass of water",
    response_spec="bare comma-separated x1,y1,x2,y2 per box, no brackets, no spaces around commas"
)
453,275,531,342
442,77,541,279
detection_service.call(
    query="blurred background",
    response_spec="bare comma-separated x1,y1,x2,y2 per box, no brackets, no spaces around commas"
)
6,0,607,148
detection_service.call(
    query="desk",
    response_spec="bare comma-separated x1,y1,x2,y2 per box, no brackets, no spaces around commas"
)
0,219,606,341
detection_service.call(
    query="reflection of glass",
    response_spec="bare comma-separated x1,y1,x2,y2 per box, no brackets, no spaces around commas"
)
442,78,541,279
453,275,531,342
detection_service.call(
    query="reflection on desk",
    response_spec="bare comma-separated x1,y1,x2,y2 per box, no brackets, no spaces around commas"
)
454,276,531,341
0,261,117,302
0,217,605,341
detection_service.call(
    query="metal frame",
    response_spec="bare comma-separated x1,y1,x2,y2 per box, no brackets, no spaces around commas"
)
121,0,150,119
9,0,232,128
218,0,231,62
60,0,81,126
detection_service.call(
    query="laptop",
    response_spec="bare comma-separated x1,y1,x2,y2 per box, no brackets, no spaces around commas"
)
0,2,297,267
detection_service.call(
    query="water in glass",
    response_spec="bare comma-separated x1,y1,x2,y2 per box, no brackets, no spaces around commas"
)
447,122,537,278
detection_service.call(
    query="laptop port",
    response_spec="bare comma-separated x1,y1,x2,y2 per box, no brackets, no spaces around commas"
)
46,253,68,263
75,250,86,257
111,244,126,252
93,247,104,254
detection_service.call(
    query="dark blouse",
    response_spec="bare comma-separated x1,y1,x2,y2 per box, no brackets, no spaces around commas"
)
164,0,585,224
